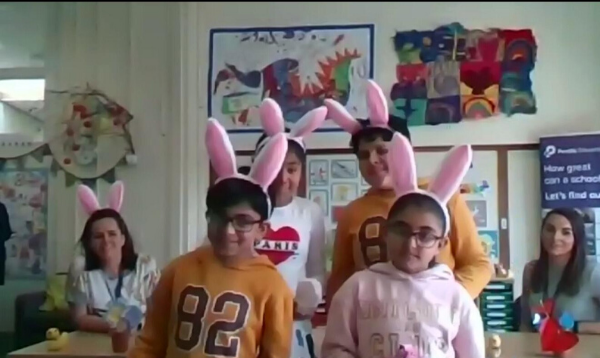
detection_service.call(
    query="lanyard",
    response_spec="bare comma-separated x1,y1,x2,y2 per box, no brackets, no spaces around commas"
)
104,272,124,301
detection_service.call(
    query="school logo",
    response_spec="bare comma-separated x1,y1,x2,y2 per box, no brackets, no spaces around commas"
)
255,225,300,265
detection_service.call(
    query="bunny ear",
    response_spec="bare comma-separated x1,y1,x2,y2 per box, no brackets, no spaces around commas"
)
389,133,418,196
77,184,101,215
289,106,327,139
206,118,237,179
259,98,285,136
324,99,363,134
428,145,473,205
366,80,389,127
249,133,288,189
108,181,124,212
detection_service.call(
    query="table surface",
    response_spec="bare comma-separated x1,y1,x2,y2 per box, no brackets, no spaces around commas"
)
8,331,133,358
8,330,600,358
312,328,600,358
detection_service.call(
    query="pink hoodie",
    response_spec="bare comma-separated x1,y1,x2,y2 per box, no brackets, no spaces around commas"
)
321,262,485,358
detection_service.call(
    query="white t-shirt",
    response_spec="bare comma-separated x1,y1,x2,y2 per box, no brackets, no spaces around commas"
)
66,254,160,317
255,196,326,292
255,197,326,358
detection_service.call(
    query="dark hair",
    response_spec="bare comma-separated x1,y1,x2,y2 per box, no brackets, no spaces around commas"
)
530,208,587,297
238,166,251,175
350,114,411,154
79,209,138,272
255,130,306,163
388,193,447,234
207,177,275,221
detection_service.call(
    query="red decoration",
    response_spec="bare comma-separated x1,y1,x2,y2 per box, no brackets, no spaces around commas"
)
536,299,579,354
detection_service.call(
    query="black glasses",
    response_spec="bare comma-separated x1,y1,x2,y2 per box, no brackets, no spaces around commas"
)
385,221,443,248
206,212,262,233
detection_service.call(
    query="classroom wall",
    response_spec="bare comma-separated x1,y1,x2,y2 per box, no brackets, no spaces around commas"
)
1,1,597,332
0,2,188,332
194,2,600,297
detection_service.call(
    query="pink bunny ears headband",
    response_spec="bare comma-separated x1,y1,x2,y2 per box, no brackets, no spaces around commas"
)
325,79,391,135
77,181,124,215
206,118,288,213
256,98,327,152
389,134,472,236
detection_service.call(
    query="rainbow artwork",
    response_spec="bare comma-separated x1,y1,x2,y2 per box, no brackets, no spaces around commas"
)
390,22,537,127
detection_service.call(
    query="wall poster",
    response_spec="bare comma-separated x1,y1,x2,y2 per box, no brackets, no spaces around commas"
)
208,24,374,133
540,133,600,258
1,168,49,280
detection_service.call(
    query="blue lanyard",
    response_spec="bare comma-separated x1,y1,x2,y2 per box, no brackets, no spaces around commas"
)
104,272,124,301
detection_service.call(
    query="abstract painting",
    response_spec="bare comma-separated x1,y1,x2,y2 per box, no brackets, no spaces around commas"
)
390,22,537,127
209,24,374,133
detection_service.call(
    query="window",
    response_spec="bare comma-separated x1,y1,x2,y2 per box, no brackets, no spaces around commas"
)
0,79,45,101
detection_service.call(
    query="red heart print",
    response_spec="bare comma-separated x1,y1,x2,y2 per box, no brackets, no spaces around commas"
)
255,226,300,265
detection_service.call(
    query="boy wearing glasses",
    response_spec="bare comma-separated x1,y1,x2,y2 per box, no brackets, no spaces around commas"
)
129,120,294,358
325,81,491,310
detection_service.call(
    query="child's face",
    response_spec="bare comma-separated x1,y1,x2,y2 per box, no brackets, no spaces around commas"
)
357,137,390,189
272,150,302,201
207,202,267,261
385,207,447,274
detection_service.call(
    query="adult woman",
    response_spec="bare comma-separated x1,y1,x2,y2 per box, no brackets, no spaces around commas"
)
254,99,327,358
66,182,160,333
521,208,600,332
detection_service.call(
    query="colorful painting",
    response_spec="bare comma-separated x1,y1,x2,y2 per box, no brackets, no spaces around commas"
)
1,169,48,279
209,24,374,133
390,22,537,127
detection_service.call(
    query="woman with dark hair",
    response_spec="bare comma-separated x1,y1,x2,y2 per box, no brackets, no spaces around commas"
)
66,182,160,333
521,208,600,332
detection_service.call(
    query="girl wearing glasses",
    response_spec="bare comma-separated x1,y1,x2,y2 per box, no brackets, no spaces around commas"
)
254,99,328,358
321,134,485,358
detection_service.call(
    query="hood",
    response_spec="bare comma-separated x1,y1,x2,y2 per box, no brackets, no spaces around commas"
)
369,262,454,283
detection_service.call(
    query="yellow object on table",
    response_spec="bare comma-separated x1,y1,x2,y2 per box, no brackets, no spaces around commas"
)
45,328,69,351
8,331,135,358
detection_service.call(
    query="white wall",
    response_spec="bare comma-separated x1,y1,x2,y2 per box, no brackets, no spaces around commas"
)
197,2,600,151
194,1,600,298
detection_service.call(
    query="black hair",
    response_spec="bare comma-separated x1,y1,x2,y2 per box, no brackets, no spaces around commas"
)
78,208,138,272
255,129,306,163
387,193,447,234
530,208,587,297
206,177,275,221
350,114,411,154
238,166,251,175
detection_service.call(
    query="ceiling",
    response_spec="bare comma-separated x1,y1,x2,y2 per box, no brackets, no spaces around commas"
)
0,2,56,69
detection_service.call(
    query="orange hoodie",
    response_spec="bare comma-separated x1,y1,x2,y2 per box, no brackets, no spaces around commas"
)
326,180,492,309
129,246,294,358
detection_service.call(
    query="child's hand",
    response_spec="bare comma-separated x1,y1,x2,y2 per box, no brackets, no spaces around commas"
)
293,301,314,320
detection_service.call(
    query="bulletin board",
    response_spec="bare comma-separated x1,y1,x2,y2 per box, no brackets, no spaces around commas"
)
208,144,518,269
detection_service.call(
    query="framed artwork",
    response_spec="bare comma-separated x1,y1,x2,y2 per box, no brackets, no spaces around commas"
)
208,24,374,133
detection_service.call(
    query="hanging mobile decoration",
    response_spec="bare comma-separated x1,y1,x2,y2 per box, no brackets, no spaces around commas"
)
46,84,136,185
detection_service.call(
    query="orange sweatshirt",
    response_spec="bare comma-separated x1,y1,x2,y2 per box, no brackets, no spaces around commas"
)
129,246,294,358
326,181,492,309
